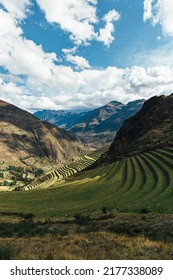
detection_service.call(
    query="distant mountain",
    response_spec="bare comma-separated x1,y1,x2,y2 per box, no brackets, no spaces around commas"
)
107,94,173,160
35,100,145,148
0,100,87,167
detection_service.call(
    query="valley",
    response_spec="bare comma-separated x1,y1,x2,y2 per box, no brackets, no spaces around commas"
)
1,0,173,262
35,99,144,148
0,147,173,216
0,94,173,260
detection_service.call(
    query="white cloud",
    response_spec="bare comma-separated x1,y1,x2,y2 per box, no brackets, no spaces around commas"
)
143,0,154,22
0,1,173,113
0,9,22,36
0,78,23,95
35,0,120,46
97,9,120,47
62,46,77,55
66,54,91,69
0,8,59,81
133,40,173,68
36,0,98,45
156,35,161,40
1,63,173,111
122,65,173,99
144,0,173,36
103,9,120,23
0,0,30,19
98,23,115,47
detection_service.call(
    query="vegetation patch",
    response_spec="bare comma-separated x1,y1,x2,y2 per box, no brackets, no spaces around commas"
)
0,213,173,259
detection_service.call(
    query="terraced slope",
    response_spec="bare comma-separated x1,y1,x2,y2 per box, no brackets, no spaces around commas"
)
19,149,105,191
1,147,173,216
47,147,173,214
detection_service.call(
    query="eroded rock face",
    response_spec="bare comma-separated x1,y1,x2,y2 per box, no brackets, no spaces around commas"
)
0,100,87,166
108,94,173,158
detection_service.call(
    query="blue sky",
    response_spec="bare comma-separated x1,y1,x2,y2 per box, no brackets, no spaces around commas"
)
0,0,173,111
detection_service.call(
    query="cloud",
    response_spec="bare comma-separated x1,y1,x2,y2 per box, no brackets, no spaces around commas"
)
156,35,161,40
36,0,98,45
35,0,120,46
0,1,173,113
62,46,77,55
65,54,91,69
97,9,120,47
143,0,153,22
1,63,173,112
132,40,173,68
103,9,120,23
0,9,22,36
0,8,59,81
0,0,30,19
144,0,173,36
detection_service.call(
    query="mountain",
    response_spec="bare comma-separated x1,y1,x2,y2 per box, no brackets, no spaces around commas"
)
0,100,87,167
34,100,145,148
107,94,173,160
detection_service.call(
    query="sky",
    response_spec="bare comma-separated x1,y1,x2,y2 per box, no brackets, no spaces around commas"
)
0,0,173,112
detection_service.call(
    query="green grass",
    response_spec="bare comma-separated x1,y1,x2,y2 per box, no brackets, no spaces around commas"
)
0,148,173,217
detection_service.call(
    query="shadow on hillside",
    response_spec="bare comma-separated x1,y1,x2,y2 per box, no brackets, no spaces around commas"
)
0,104,81,143
0,213,173,244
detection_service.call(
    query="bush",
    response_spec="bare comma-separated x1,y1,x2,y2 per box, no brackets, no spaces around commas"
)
102,207,108,214
0,244,16,260
140,208,150,214
74,214,91,225
20,213,35,220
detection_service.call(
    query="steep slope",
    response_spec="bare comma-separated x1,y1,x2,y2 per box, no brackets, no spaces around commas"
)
94,100,145,133
68,101,124,147
0,100,87,167
108,94,173,159
35,100,144,147
35,101,124,130
35,110,80,130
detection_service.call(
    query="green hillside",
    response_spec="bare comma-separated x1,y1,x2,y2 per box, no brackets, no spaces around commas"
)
0,147,173,217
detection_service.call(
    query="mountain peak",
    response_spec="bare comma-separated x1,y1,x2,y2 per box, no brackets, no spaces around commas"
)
34,99,144,148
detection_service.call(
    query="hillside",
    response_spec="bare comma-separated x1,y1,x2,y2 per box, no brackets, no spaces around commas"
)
1,147,173,215
0,100,87,168
107,94,173,159
1,96,173,260
35,100,144,148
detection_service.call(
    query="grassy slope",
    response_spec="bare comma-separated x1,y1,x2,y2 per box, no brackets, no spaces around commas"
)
0,147,173,217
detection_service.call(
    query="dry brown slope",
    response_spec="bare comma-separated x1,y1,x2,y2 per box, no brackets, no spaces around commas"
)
0,100,87,166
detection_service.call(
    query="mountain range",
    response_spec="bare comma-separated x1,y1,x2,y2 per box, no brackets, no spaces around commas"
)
34,99,145,148
0,100,87,168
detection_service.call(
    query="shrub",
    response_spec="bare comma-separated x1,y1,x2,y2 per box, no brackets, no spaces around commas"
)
102,207,108,214
20,213,35,221
74,214,91,225
140,208,150,214
0,244,16,260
